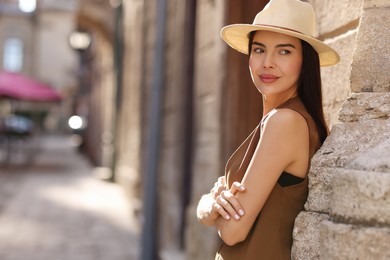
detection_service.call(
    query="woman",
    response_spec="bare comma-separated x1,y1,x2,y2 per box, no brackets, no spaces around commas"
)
196,0,339,259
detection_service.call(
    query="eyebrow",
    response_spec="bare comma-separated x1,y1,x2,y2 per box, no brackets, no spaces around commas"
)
252,41,296,49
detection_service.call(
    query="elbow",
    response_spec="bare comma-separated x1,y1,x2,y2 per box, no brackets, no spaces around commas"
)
219,229,247,246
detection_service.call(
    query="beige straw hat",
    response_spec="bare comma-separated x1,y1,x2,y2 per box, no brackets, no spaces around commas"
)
220,0,340,66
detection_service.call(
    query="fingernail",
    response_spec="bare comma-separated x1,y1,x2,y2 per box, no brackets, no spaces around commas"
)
239,209,244,216
234,214,240,220
225,215,230,220
239,186,245,191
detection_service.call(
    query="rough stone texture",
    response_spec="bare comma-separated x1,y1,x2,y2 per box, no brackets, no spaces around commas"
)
305,125,390,214
320,221,390,260
294,1,390,258
330,170,390,226
305,166,341,213
292,212,330,260
339,93,390,122
350,8,390,92
308,0,359,128
321,30,356,127
363,0,390,8
348,138,390,173
308,0,363,36
310,119,390,169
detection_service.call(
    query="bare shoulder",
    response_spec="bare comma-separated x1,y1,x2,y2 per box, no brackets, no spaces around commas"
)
260,108,310,177
263,108,308,132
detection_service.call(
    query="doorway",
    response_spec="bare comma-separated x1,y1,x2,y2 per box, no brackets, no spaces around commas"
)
221,0,269,161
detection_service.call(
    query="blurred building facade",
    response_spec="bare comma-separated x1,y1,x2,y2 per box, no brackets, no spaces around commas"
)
0,0,78,130
1,0,389,259
72,0,118,170
118,0,389,259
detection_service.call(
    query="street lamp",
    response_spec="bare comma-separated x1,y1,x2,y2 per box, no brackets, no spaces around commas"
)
68,31,92,51
67,30,92,154
18,0,36,13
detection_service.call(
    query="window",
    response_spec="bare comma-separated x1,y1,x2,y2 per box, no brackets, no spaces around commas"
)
3,38,24,72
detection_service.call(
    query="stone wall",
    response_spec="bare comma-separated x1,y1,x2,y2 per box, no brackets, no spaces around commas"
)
115,0,145,223
309,0,362,128
293,1,390,259
119,1,197,259
186,0,228,259
158,0,192,258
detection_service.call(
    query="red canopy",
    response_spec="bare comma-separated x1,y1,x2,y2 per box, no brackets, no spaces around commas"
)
0,71,62,102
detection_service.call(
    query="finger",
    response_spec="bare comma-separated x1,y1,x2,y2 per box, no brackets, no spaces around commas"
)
221,191,245,217
217,193,241,220
212,202,230,220
211,183,226,199
231,182,246,194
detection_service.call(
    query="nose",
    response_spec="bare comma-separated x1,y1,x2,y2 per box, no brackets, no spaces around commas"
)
263,53,275,69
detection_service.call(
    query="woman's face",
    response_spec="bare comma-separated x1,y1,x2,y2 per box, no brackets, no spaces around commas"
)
249,31,302,99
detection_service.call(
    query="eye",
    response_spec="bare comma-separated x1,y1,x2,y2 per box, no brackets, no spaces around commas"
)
252,47,264,54
280,49,291,55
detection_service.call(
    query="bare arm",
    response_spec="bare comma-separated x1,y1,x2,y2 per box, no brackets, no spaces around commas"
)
197,177,246,226
215,109,310,246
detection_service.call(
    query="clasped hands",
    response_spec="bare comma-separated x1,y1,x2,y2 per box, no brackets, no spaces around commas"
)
210,176,246,221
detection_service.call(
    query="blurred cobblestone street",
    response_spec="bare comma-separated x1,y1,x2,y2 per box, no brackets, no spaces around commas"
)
0,135,140,260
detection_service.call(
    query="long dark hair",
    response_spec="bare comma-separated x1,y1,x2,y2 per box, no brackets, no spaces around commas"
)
299,40,328,143
248,31,329,143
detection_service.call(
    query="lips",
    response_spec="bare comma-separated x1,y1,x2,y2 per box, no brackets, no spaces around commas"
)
259,74,279,83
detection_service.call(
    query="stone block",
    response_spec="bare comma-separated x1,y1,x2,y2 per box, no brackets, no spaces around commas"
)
363,0,390,8
348,138,390,173
350,8,390,92
330,169,390,226
321,30,356,127
305,166,343,212
309,0,363,36
306,117,390,212
312,120,390,169
320,221,390,259
292,212,330,260
339,93,390,122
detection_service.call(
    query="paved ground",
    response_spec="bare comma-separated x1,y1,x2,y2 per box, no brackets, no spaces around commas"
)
0,135,140,260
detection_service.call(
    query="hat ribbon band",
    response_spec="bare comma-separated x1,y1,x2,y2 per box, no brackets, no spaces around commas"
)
252,24,313,37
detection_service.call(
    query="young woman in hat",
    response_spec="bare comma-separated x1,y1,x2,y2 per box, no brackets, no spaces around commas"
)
196,0,339,259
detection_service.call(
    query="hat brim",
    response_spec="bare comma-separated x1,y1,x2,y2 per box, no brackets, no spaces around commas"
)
221,24,340,67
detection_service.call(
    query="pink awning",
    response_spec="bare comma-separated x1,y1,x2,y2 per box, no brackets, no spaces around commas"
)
0,71,62,102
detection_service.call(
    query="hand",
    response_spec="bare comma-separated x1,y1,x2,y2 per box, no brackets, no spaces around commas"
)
210,176,227,200
212,181,246,221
